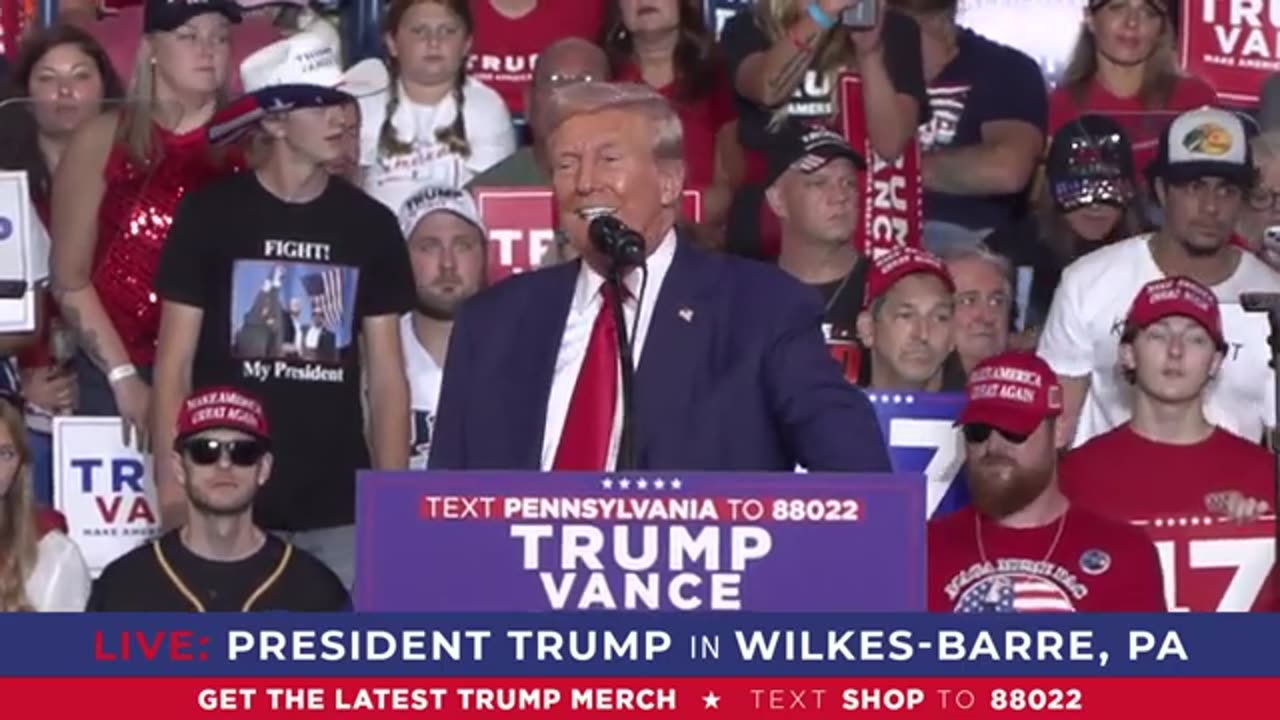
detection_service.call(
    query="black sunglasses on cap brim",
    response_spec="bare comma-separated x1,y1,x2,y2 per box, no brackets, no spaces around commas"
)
179,436,269,467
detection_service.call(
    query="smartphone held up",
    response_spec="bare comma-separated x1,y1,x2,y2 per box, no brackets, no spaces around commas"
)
842,0,878,29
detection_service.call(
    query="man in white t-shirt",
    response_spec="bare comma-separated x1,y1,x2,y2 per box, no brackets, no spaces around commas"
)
1039,107,1280,449
396,187,489,468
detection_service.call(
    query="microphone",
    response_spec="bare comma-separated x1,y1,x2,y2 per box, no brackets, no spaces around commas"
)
1240,292,1280,313
1259,74,1280,133
588,214,646,269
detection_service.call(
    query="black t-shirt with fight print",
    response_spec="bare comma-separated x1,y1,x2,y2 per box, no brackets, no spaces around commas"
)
155,173,415,531
87,531,350,612
720,8,930,149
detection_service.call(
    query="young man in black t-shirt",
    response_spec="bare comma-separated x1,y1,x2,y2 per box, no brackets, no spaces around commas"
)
88,386,349,611
151,34,413,588
765,121,868,384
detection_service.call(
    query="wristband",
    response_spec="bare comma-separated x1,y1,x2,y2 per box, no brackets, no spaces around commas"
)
107,364,137,384
807,1,837,30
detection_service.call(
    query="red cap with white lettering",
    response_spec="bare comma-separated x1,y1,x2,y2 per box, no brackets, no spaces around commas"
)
1123,275,1227,351
863,246,955,309
175,386,270,443
957,352,1063,435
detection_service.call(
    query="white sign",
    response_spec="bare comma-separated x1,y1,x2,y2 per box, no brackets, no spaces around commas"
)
52,417,159,577
0,170,51,333
1211,302,1276,443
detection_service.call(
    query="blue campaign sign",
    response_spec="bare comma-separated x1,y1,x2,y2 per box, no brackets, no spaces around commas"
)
866,392,970,519
354,472,925,613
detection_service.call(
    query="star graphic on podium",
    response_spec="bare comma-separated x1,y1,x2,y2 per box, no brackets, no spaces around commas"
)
702,691,721,709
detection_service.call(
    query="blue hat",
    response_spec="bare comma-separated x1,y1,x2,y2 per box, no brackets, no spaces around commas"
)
208,28,387,145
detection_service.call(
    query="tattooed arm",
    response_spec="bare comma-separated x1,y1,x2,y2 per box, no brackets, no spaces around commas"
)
51,112,127,375
734,1,852,108
52,112,153,448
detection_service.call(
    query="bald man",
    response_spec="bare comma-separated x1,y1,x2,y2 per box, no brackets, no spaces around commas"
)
467,37,610,189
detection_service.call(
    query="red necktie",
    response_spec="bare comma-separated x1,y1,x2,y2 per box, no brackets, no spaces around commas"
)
553,285,620,470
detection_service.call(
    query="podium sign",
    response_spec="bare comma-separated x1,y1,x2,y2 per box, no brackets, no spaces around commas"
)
474,188,704,282
355,471,924,612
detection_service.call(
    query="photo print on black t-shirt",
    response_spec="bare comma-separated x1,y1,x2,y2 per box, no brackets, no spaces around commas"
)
230,255,359,384
919,84,970,151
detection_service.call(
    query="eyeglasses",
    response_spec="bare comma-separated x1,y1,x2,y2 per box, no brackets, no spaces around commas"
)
1248,189,1280,211
181,437,268,467
962,423,1030,445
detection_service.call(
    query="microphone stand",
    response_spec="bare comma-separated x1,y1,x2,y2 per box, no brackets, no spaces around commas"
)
605,262,639,471
1241,293,1280,605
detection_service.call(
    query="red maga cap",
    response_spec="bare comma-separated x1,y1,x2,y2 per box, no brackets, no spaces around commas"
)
957,351,1063,436
1124,276,1226,350
175,386,270,441
863,247,955,309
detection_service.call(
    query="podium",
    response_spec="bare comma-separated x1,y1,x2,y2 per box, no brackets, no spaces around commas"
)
353,471,925,612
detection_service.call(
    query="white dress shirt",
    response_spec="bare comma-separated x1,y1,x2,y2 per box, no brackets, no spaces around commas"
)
540,229,678,471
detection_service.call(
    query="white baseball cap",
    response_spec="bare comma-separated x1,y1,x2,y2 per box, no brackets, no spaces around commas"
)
398,186,486,238
1149,107,1254,187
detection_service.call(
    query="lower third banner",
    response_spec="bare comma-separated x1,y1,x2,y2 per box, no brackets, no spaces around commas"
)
7,678,1280,718
353,471,925,612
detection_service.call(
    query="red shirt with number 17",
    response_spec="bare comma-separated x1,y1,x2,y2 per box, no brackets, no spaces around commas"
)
928,506,1166,613
1060,425,1277,612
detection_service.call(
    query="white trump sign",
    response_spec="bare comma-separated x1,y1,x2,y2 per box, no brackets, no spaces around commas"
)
52,417,160,577
0,170,50,333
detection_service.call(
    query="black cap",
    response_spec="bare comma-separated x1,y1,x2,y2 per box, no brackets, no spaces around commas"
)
764,120,865,188
1046,114,1136,211
144,0,242,33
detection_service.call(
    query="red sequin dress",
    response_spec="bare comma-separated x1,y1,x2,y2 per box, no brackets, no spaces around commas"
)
91,125,240,366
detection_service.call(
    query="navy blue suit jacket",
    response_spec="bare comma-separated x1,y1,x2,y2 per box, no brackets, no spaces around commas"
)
429,235,891,473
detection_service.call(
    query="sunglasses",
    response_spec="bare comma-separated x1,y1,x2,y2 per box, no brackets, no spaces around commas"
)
962,423,1030,445
181,437,268,467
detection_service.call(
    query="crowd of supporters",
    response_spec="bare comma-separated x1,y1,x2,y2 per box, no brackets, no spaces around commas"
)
0,0,1276,613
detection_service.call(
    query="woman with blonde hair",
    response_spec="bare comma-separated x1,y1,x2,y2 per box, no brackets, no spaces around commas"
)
50,0,244,449
0,392,92,612
1050,0,1216,174
359,0,515,212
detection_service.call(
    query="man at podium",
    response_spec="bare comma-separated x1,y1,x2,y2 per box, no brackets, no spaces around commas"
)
429,82,890,473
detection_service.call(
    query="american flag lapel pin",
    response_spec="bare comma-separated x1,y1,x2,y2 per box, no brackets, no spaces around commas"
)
678,307,694,323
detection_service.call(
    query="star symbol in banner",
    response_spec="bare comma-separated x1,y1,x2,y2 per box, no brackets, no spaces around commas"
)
637,479,648,489
671,478,683,490
702,691,721,709
619,478,631,489
601,479,613,489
